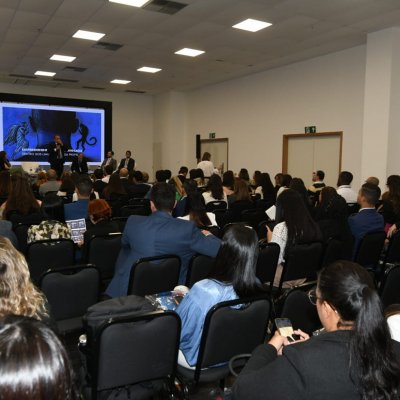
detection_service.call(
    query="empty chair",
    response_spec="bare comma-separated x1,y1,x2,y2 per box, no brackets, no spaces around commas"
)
256,242,280,288
128,255,181,296
86,233,122,287
278,242,323,293
354,231,386,269
186,254,215,288
26,238,75,284
241,208,268,230
206,200,227,212
380,265,400,309
84,310,180,400
177,295,271,389
278,282,321,335
40,265,100,333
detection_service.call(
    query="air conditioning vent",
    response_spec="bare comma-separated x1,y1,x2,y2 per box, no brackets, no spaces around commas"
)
92,42,123,51
144,0,187,15
82,86,105,90
64,66,87,72
125,89,146,94
53,77,79,83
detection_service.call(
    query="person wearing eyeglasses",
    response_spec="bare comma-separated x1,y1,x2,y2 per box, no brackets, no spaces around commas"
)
232,260,400,400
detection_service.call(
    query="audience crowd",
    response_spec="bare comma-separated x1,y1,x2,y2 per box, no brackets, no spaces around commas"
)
0,156,399,399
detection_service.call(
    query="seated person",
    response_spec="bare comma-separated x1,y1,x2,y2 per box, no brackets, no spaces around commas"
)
228,178,253,207
80,199,120,261
0,315,78,399
38,169,61,197
27,194,71,243
232,261,400,400
254,172,276,205
348,182,384,259
0,237,48,321
337,171,357,203
64,177,92,221
386,304,400,342
178,191,217,227
380,175,400,233
56,172,76,198
70,152,88,174
202,174,227,205
93,168,107,196
176,225,263,368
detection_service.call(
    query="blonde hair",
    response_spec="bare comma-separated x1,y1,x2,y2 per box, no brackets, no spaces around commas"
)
0,237,48,320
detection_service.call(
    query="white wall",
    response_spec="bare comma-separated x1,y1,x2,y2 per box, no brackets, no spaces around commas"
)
0,82,154,174
183,45,367,188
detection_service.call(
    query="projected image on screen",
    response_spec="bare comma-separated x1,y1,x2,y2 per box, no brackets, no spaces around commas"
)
1,103,104,164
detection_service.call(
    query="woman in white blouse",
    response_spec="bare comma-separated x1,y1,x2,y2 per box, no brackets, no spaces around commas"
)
202,174,227,205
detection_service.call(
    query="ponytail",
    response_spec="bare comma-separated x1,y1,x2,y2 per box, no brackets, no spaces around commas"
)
350,286,399,399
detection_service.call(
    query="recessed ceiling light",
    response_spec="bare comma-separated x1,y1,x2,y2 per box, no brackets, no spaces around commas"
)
50,54,76,62
137,66,162,73
175,48,205,57
111,79,131,84
109,0,150,7
73,30,105,41
232,18,272,32
34,71,56,77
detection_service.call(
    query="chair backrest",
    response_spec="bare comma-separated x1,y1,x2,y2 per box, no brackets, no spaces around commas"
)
229,200,254,222
110,217,128,232
347,202,360,215
320,238,344,268
213,209,232,228
128,255,181,296
40,265,100,323
256,242,280,287
280,242,323,290
384,230,400,265
355,231,386,268
241,208,268,230
121,205,149,218
279,282,321,335
87,233,122,282
257,220,268,240
206,201,227,212
186,254,215,287
13,223,32,254
26,239,75,284
194,295,270,382
380,265,400,309
92,311,180,396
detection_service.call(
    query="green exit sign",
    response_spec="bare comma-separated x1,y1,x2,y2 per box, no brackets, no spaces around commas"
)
209,132,216,138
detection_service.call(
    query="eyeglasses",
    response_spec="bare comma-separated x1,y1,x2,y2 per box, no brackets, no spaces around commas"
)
307,289,320,305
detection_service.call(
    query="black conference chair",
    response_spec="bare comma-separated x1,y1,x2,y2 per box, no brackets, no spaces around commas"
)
26,238,75,285
177,295,271,391
229,200,255,222
40,264,100,334
213,209,232,228
85,310,181,400
186,254,215,288
13,222,32,254
128,197,151,214
110,216,128,231
320,238,344,268
278,282,321,335
86,233,122,288
354,231,386,270
382,230,400,269
347,202,360,215
120,205,150,218
379,265,400,309
278,242,323,294
206,201,227,212
128,255,181,296
257,220,268,240
256,242,280,288
241,208,268,230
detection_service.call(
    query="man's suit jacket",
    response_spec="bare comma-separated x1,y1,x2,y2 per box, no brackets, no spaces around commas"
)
47,142,65,165
106,211,221,297
64,199,89,221
232,330,400,400
118,157,135,172
70,157,88,174
101,157,117,171
348,208,384,259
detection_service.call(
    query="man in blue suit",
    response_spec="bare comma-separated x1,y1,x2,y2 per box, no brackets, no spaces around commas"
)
106,183,221,298
64,177,92,221
348,182,384,259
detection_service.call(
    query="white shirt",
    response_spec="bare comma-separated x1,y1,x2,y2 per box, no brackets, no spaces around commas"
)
178,212,218,227
197,160,215,178
101,176,110,184
202,191,228,205
337,185,357,203
270,221,287,265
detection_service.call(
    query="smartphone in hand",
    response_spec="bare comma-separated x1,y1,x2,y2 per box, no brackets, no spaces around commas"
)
275,318,300,342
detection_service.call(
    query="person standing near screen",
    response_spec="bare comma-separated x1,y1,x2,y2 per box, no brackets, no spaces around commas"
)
47,135,65,179
118,150,135,172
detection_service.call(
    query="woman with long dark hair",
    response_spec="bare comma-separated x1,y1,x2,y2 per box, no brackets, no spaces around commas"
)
176,225,263,367
0,315,78,399
232,260,400,400
267,189,321,287
0,151,11,172
179,191,217,227
255,172,276,204
203,174,227,204
381,175,400,232
222,170,235,196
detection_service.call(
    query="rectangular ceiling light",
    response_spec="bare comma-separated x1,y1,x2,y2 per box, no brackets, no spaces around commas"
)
137,66,162,73
232,18,272,32
175,48,205,57
50,54,76,62
111,79,131,84
35,70,56,77
109,0,150,7
73,30,105,41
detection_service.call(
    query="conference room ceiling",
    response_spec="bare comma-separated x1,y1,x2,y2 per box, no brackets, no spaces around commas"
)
0,0,400,95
